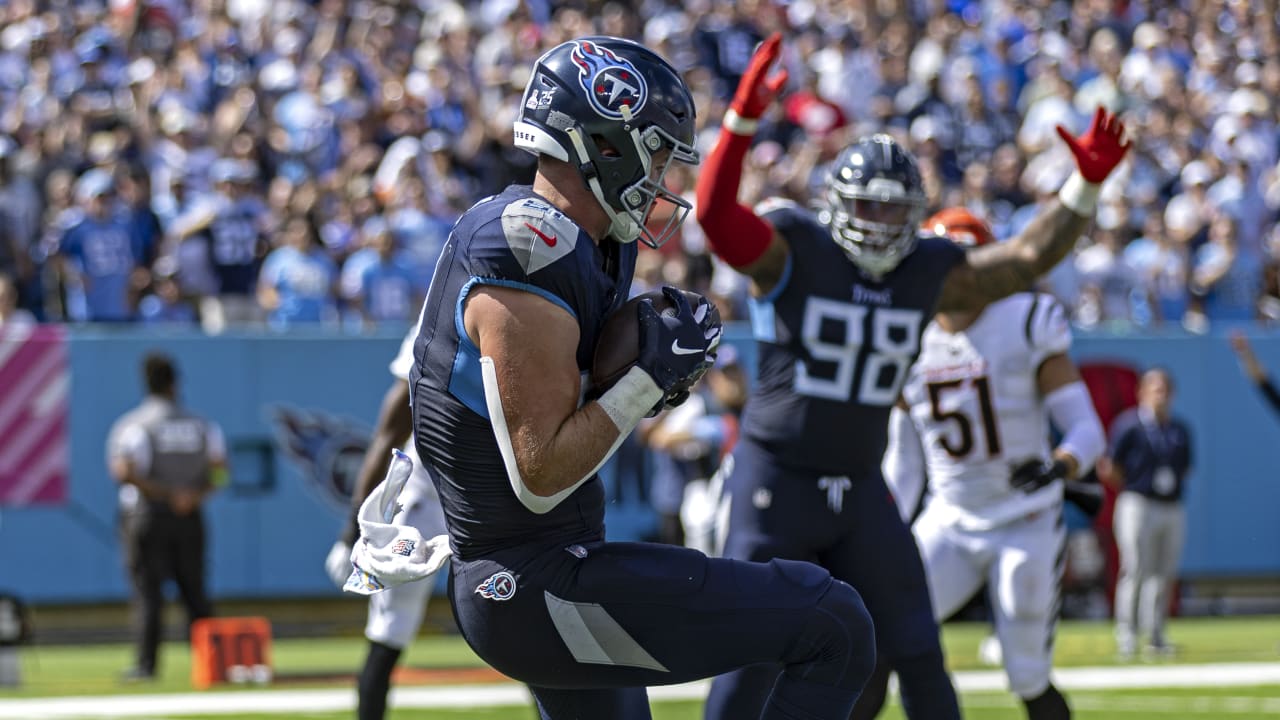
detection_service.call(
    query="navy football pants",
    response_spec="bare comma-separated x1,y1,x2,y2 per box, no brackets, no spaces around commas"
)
449,538,875,720
705,438,960,720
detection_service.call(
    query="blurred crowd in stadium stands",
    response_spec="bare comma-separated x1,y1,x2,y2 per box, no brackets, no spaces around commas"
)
0,0,1279,333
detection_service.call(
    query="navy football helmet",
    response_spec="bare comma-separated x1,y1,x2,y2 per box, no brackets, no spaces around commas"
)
514,37,699,248
822,135,927,277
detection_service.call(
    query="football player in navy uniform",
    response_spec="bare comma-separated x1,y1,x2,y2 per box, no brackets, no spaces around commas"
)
694,35,1129,720
404,37,876,719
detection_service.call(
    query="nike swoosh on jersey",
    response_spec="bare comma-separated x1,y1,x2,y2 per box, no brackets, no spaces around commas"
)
670,340,703,356
524,222,557,247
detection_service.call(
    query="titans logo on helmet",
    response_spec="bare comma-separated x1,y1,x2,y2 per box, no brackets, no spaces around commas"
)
475,571,518,601
570,40,648,120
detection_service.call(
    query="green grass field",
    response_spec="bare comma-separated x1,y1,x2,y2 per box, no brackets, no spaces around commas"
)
4,617,1280,719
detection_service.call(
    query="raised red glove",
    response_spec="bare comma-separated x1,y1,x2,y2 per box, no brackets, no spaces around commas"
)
724,33,788,133
1056,106,1130,184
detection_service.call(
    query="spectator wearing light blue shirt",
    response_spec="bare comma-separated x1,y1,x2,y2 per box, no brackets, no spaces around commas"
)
1125,211,1190,327
356,223,419,328
138,258,197,326
1192,214,1261,325
257,216,337,330
56,169,141,322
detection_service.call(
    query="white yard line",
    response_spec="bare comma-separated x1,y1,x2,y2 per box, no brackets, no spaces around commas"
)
2,662,1280,718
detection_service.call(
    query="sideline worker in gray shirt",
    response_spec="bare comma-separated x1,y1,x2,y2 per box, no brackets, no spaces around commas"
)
106,352,226,682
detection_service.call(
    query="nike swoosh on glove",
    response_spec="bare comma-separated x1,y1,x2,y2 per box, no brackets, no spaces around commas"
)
344,449,452,595
636,286,722,413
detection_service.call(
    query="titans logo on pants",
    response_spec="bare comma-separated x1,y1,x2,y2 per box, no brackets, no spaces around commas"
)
571,40,648,120
475,571,518,601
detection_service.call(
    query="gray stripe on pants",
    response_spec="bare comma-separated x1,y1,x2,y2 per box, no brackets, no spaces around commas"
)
544,591,669,672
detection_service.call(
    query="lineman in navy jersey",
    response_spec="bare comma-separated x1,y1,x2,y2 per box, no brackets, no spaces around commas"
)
406,37,875,719
694,35,1130,720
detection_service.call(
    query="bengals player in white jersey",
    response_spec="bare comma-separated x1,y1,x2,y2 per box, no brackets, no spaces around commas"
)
881,207,1106,720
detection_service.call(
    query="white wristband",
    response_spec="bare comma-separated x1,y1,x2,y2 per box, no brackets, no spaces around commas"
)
597,366,665,434
1058,171,1101,216
723,109,759,136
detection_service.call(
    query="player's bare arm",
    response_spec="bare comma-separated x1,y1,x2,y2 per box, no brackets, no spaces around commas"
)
340,378,412,543
741,234,790,296
937,107,1131,314
696,33,792,295
938,203,1091,313
465,285,623,497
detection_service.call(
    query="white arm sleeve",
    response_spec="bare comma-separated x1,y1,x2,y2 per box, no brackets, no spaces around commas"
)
1045,380,1105,475
882,405,926,523
481,358,661,515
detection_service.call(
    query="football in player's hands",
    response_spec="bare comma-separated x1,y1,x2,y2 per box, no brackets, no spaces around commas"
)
591,287,721,398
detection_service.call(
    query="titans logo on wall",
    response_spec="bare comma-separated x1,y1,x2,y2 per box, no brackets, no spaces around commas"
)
571,40,647,120
272,407,369,512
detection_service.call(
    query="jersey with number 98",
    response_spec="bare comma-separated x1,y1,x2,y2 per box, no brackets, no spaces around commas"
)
899,293,1071,528
741,201,964,473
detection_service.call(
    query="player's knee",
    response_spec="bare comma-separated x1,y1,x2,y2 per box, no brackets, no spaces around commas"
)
848,660,892,720
1007,660,1054,700
812,578,877,690
999,565,1055,622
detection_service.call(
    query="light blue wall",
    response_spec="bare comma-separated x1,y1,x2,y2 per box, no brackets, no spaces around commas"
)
1,327,1277,603
1071,331,1280,578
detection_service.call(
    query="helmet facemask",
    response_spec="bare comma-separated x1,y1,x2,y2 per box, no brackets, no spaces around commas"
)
826,177,925,278
567,111,699,248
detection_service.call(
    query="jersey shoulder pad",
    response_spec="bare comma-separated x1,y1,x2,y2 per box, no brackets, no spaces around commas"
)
461,194,589,316
754,198,819,236
1020,292,1071,358
496,196,581,276
463,195,581,278
888,234,965,286
914,234,967,265
753,196,801,219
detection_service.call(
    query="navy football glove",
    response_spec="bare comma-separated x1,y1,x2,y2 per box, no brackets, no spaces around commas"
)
637,286,722,413
1010,458,1070,495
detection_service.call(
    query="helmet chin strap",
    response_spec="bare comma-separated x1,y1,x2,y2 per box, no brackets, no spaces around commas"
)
566,127,641,243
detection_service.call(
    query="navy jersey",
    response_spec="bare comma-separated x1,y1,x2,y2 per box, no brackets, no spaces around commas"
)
742,202,965,474
206,196,265,295
1107,409,1193,502
410,186,635,559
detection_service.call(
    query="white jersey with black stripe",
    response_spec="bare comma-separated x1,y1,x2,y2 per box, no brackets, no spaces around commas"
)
898,293,1071,529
